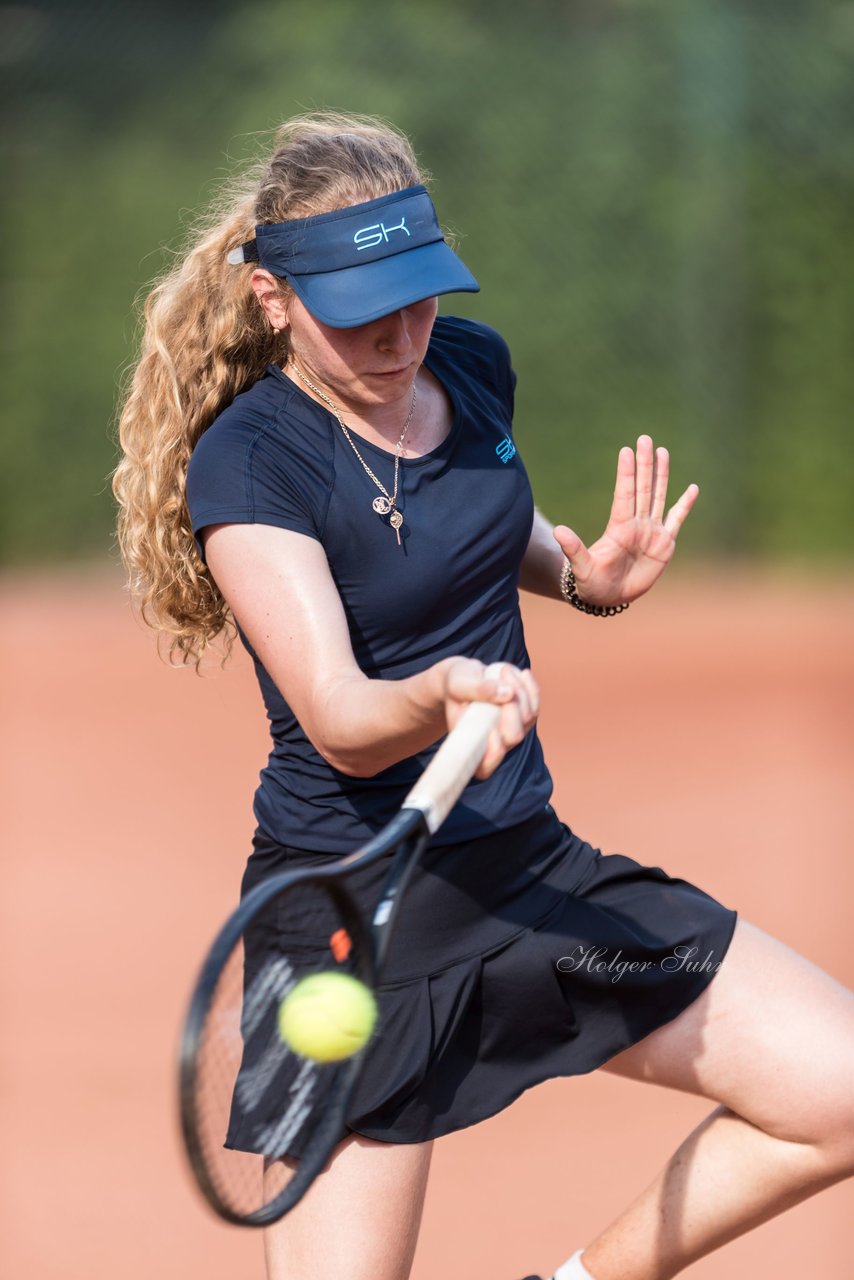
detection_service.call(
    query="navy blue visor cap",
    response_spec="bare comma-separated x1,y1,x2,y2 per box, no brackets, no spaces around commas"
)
228,185,479,328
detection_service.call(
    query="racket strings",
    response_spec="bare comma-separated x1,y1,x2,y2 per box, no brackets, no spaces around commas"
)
185,881,367,1222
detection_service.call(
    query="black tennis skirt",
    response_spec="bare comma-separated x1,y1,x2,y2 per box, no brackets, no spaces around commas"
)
238,803,737,1152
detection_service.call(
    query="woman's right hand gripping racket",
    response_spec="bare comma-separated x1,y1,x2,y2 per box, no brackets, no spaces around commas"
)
178,673,506,1227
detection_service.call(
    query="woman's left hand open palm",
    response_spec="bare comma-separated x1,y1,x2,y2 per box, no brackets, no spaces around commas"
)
553,435,698,607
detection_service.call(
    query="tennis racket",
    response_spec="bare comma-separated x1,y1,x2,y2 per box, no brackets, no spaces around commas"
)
178,672,505,1227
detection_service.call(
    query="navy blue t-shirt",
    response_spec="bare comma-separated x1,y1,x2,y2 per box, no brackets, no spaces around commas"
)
186,316,554,851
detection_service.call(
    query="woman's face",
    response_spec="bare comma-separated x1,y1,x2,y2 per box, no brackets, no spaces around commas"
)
283,293,438,416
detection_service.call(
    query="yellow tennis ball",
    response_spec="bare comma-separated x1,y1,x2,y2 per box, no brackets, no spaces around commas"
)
278,972,378,1062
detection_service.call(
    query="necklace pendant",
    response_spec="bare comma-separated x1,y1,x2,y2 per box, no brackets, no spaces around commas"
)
288,362,416,544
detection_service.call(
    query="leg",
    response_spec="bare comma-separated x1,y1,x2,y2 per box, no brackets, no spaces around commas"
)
264,1134,433,1280
576,919,854,1280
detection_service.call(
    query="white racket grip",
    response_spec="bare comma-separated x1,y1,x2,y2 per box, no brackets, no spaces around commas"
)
402,662,506,834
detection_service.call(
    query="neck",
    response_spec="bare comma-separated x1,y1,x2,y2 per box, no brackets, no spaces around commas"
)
286,358,418,449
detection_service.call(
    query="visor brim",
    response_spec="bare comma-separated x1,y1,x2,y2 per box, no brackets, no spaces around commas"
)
287,240,480,329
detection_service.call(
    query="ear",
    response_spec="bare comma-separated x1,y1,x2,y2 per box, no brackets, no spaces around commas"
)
250,269,290,331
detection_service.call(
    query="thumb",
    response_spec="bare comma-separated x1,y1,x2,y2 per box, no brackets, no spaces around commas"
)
445,658,515,705
553,525,593,578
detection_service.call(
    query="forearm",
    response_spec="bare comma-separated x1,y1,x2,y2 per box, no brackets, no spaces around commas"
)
518,507,565,600
204,528,529,783
315,659,455,778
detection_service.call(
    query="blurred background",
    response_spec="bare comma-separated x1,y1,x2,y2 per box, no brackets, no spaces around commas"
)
1,2,852,1278
4,0,854,563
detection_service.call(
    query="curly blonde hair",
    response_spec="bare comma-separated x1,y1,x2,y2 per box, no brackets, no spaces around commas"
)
113,111,425,664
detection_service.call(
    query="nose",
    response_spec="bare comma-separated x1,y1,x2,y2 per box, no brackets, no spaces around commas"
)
376,309,412,354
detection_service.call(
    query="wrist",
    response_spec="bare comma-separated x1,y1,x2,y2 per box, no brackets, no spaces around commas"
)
559,558,630,617
406,657,455,723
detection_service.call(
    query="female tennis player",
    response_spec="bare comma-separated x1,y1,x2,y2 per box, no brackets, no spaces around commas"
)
114,112,854,1280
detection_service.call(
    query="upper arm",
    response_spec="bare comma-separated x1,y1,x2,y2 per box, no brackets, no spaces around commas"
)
518,507,564,598
202,522,365,764
521,507,554,561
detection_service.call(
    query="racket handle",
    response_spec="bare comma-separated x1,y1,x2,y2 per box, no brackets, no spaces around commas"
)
402,662,506,833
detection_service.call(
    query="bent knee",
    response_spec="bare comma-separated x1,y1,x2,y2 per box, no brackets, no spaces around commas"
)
804,1092,854,1172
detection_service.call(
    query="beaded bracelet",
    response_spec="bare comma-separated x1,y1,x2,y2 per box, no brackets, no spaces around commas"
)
559,558,630,617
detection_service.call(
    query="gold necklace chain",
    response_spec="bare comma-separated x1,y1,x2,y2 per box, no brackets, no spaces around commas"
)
288,362,416,546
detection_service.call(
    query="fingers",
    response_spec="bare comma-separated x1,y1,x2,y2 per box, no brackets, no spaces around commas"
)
650,445,669,522
444,659,539,781
664,483,700,538
611,446,636,522
553,525,592,580
634,435,654,518
444,660,515,711
614,436,671,522
476,663,539,779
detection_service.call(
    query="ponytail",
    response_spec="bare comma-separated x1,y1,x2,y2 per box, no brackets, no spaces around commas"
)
113,112,424,664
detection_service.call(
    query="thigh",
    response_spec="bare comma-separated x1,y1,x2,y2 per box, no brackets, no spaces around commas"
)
264,1134,433,1280
601,918,854,1145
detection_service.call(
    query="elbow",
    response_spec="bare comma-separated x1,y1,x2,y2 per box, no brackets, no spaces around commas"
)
307,678,396,777
328,753,384,779
316,738,384,779
306,677,385,778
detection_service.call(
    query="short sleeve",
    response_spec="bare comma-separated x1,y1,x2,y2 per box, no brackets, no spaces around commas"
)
490,328,517,423
186,395,330,559
430,316,517,426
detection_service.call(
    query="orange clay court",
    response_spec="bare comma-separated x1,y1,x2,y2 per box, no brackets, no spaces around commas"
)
1,566,852,1279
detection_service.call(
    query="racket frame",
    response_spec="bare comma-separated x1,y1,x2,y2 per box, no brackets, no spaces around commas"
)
178,810,431,1225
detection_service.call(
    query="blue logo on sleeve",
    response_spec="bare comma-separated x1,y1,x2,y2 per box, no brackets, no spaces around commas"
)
495,435,516,464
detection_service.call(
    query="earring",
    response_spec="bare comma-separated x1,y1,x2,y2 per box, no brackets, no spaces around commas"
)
272,326,281,335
